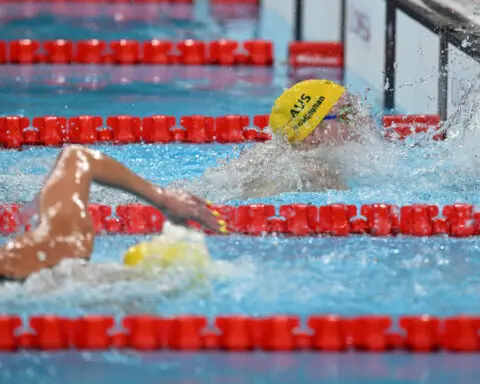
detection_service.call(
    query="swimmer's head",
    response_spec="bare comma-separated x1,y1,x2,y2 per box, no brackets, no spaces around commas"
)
269,79,348,145
124,240,209,268
123,224,212,280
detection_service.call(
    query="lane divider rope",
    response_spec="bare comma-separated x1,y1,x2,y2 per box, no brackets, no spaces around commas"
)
0,39,273,66
0,314,478,352
0,40,349,70
0,114,443,148
0,40,348,69
0,203,479,237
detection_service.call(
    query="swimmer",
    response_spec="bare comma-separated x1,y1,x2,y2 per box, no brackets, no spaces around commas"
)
177,79,379,200
269,79,374,148
0,145,224,281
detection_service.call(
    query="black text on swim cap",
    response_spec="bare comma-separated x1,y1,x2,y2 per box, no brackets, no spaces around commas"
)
290,93,312,118
295,96,326,129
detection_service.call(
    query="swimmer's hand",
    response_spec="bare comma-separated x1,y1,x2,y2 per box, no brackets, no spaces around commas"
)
161,188,221,232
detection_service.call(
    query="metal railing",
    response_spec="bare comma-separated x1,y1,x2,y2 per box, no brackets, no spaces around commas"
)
293,0,480,120
385,0,480,120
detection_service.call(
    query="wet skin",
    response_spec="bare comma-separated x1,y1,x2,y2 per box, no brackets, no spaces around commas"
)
0,145,222,280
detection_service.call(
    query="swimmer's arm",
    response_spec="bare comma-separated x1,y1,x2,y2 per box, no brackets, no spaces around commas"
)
75,146,220,231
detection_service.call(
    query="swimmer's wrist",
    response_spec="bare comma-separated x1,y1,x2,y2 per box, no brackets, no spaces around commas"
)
156,187,184,211
155,186,169,209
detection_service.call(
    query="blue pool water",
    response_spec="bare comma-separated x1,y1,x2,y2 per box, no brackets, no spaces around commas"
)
1,234,480,318
0,2,479,383
1,143,479,206
0,2,259,41
1,352,479,384
0,65,280,118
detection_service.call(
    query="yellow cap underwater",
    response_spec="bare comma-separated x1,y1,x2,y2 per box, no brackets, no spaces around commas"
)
123,222,212,281
123,240,210,271
269,79,346,143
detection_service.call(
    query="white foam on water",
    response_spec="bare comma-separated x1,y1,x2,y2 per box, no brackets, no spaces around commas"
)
0,223,258,314
0,257,212,313
172,97,408,202
4,78,480,206
2,71,480,313
175,75,480,204
5,75,480,207
0,256,259,315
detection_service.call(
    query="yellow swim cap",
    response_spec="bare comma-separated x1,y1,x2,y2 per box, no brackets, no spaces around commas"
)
124,241,210,270
124,242,151,267
123,221,212,282
269,79,346,143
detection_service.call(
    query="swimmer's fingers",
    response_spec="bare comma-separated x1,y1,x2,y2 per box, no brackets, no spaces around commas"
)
185,200,225,234
168,208,222,234
176,192,225,233
189,198,228,233
162,188,225,233
196,204,226,234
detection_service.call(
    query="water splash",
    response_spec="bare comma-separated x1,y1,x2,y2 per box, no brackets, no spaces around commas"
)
3,77,480,207
175,79,480,205
0,224,257,316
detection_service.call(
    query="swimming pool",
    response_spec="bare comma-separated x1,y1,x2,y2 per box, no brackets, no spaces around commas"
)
1,1,480,383
0,1,260,42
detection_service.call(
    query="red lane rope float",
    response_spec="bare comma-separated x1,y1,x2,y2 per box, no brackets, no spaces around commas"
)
289,42,344,68
0,115,271,148
383,115,445,141
0,203,479,237
0,39,274,66
0,114,443,148
0,314,479,352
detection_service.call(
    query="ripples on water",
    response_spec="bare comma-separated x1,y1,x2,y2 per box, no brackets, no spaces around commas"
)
179,78,480,204
2,73,480,314
1,235,480,316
